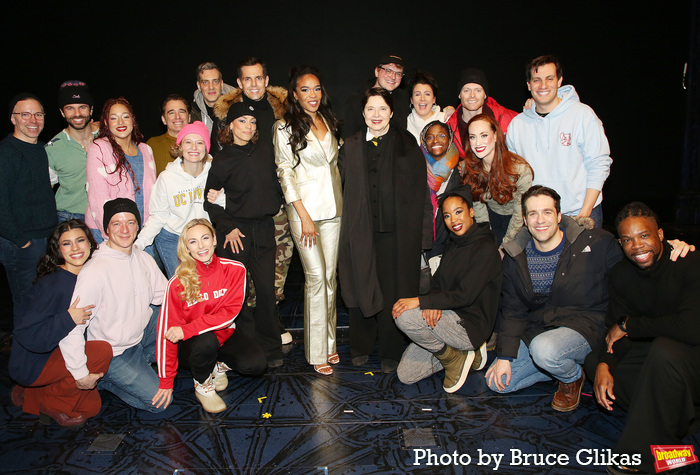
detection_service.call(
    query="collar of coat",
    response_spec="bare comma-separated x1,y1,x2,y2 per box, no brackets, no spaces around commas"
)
213,86,288,122
502,214,596,258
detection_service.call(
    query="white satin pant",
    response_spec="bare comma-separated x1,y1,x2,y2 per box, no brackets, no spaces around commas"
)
289,215,341,365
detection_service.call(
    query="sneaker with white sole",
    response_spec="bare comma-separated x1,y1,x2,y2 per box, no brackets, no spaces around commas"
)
194,376,226,413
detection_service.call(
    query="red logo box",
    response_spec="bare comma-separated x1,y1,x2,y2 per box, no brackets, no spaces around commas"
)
650,445,698,472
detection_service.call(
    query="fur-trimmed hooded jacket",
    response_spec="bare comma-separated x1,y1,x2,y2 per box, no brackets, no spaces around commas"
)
213,86,287,144
496,215,622,359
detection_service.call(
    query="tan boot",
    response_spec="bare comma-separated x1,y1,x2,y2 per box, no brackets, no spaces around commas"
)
194,376,226,413
434,346,475,393
472,343,487,371
212,362,230,392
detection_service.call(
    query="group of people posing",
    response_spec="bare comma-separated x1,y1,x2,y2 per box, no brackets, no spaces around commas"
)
3,53,698,475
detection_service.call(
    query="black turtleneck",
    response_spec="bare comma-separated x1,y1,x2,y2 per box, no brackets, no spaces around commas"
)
242,93,276,144
601,241,700,372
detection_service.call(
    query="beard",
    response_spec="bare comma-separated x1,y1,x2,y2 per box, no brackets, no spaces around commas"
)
67,115,91,130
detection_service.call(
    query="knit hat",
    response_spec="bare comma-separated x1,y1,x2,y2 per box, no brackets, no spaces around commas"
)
8,93,43,119
458,69,489,96
439,184,474,210
377,54,404,68
103,198,141,233
177,121,211,153
58,80,93,108
226,102,257,124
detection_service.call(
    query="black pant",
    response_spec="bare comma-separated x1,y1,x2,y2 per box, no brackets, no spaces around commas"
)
585,337,700,472
178,329,267,384
216,217,281,361
349,232,407,362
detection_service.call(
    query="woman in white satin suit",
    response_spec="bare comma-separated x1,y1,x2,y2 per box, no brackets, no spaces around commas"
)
273,65,343,375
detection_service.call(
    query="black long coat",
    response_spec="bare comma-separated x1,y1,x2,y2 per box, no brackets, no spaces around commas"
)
337,126,432,317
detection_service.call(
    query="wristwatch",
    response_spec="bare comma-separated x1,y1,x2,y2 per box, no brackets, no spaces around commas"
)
617,316,628,333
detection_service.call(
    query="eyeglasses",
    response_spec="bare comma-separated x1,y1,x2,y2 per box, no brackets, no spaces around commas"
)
13,112,46,120
378,66,404,78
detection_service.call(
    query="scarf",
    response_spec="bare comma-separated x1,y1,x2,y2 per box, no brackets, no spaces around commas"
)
422,142,460,239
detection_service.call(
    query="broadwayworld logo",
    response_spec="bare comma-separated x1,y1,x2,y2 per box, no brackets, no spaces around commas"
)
651,445,698,472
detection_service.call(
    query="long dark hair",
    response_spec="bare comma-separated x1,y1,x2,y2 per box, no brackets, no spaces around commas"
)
461,114,533,205
282,65,340,167
97,97,145,191
35,220,98,282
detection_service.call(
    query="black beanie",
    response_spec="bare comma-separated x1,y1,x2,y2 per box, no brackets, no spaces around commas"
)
226,102,257,124
58,80,93,108
103,198,141,233
458,69,489,96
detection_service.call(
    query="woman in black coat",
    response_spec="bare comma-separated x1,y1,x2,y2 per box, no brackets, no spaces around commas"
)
338,87,432,373
204,102,284,367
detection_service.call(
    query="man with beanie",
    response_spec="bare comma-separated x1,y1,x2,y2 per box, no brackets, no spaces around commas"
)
212,57,292,345
506,55,612,227
60,198,169,412
446,68,518,159
0,93,57,325
46,80,98,223
147,94,191,175
340,54,410,138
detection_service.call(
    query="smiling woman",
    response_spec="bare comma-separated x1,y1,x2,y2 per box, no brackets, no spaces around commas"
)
9,220,112,427
338,87,432,374
273,65,343,375
85,98,156,245
154,218,267,414
134,121,222,278
420,121,462,259
406,71,453,143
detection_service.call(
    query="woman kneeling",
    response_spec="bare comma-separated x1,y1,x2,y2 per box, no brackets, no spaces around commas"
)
392,187,502,393
152,219,266,413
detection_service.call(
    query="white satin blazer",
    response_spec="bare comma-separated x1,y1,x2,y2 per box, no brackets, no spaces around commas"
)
273,118,343,222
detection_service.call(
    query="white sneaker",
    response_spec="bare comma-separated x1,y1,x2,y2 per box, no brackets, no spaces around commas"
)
194,376,226,413
212,362,230,392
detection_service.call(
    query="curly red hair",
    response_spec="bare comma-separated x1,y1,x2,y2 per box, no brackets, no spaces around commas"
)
97,97,145,191
461,114,532,205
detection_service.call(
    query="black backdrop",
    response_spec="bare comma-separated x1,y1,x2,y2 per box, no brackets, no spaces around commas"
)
0,1,693,223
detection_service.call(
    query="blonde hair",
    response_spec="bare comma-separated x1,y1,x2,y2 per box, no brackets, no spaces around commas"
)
175,218,216,304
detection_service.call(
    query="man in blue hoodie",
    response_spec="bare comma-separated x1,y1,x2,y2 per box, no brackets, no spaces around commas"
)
506,55,612,228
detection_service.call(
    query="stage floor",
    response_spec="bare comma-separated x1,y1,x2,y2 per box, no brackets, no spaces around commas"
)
1,254,698,474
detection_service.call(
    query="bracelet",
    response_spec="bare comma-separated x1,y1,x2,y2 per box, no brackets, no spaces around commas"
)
617,317,628,333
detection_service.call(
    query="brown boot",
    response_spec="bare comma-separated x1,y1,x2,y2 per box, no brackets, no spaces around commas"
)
434,346,475,393
551,370,585,412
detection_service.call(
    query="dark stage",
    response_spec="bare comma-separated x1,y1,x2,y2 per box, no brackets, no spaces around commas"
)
1,1,700,473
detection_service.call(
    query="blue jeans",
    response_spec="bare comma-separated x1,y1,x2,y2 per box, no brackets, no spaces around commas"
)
0,235,46,316
98,305,166,412
154,229,180,278
56,210,85,223
89,228,104,244
487,327,590,393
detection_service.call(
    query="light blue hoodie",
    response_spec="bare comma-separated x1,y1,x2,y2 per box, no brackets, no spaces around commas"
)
506,85,612,216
